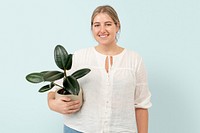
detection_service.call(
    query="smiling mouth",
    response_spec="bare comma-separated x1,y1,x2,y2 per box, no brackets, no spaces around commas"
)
99,34,108,38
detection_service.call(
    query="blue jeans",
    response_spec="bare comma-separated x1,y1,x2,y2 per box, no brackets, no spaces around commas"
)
64,125,82,133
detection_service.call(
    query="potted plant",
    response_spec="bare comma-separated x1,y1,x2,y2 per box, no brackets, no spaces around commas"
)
26,45,90,101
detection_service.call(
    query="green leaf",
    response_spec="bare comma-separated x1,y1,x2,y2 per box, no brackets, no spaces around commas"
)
49,82,55,88
54,45,69,70
71,68,91,79
65,54,73,70
26,73,44,83
63,76,80,95
38,83,54,92
41,71,64,81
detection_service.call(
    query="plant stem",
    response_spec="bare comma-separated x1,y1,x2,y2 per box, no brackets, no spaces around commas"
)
53,82,63,89
64,69,67,77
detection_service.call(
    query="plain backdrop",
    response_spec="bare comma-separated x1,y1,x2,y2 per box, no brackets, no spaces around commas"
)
0,0,199,133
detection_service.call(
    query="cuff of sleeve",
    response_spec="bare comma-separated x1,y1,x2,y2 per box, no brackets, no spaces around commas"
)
134,95,152,109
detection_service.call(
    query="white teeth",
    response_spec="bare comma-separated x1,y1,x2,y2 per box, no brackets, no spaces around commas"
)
99,35,107,38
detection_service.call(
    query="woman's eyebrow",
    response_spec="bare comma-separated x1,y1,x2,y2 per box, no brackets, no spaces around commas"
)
105,21,113,23
93,21,113,24
93,22,100,24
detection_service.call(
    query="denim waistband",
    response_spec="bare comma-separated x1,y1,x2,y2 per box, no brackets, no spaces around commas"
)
63,125,82,133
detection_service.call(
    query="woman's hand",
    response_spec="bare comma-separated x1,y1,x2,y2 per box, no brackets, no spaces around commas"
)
48,92,82,114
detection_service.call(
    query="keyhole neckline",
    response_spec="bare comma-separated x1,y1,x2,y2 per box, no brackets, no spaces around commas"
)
93,46,126,57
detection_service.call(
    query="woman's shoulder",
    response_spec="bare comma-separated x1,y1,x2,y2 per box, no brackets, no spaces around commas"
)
123,49,146,68
71,47,96,68
74,47,94,55
124,49,142,59
72,47,95,62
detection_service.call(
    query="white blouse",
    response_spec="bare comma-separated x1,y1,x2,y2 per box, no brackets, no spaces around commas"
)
59,47,152,133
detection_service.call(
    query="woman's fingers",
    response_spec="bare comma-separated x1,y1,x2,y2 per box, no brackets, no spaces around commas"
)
62,100,82,114
66,100,80,107
59,97,71,102
66,108,81,114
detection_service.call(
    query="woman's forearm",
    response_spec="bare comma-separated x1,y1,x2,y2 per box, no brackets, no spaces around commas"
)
48,91,56,110
135,108,149,133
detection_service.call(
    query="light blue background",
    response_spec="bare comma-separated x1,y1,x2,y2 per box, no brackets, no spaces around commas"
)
0,0,199,133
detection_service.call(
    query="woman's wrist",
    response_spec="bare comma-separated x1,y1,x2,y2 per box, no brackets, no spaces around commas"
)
48,92,56,111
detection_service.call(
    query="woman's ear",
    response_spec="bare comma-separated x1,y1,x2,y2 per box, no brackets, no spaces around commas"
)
116,22,120,33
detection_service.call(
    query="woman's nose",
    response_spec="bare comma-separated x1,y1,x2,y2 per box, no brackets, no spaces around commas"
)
100,26,106,32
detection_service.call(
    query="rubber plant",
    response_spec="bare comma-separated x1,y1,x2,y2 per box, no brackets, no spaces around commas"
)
26,45,90,95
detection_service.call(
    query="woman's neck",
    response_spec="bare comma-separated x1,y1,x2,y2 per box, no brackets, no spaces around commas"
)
95,44,124,56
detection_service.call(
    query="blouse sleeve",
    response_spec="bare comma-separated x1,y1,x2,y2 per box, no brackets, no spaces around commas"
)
134,57,152,109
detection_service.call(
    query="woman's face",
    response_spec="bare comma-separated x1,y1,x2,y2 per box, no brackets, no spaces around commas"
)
92,13,119,46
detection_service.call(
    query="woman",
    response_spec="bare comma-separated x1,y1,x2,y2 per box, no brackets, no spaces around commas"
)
48,5,152,133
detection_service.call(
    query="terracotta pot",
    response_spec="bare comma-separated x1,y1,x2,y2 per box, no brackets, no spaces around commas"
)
55,88,83,104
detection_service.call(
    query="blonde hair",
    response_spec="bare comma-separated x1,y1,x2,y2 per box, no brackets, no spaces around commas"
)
91,5,121,31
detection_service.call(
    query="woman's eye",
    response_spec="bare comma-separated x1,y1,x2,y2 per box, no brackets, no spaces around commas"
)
106,23,112,26
94,25,100,27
